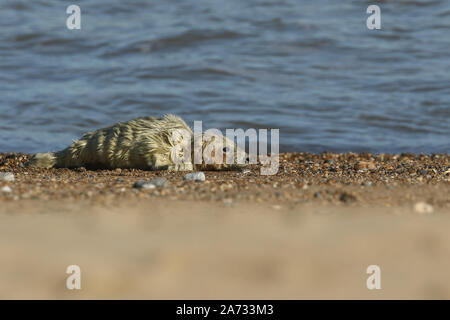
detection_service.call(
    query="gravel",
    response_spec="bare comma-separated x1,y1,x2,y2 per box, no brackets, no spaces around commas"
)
0,152,449,208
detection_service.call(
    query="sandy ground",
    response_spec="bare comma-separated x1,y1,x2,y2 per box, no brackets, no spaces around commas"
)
0,152,449,299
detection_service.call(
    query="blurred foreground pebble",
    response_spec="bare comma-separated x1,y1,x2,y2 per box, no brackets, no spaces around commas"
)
0,172,14,182
1,186,12,193
414,202,434,214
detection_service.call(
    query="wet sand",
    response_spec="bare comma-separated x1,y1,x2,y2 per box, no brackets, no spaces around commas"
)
0,152,449,299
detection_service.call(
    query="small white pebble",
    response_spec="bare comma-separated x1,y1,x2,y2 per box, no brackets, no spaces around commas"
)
1,186,12,193
183,172,206,182
142,184,156,190
414,202,434,214
133,180,156,190
0,172,15,182
148,177,169,188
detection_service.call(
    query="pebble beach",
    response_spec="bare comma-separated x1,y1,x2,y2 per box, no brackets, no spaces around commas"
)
1,152,449,208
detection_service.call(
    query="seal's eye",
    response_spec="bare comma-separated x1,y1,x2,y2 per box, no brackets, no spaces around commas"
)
223,147,229,153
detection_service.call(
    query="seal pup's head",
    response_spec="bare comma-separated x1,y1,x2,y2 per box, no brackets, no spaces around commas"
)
193,132,249,171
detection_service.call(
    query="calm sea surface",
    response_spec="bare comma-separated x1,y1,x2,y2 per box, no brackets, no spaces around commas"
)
1,0,449,153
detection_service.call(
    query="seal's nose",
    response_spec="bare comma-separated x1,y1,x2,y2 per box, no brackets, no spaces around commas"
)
246,157,250,163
